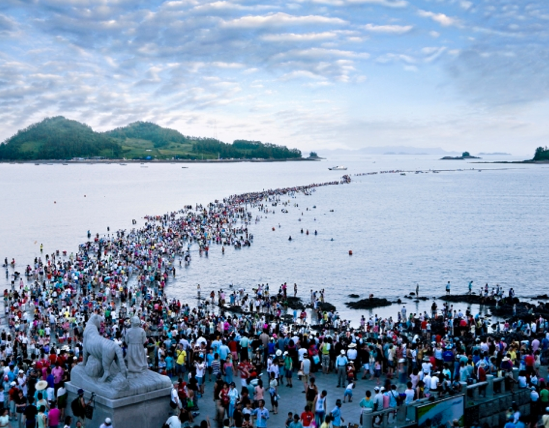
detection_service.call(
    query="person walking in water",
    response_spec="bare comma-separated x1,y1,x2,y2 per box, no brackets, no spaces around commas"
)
416,284,419,296
446,281,451,295
468,281,473,295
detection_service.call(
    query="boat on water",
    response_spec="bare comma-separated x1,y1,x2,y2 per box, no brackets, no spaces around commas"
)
328,166,347,170
62,163,68,165
400,173,406,176
120,163,127,166
34,163,40,165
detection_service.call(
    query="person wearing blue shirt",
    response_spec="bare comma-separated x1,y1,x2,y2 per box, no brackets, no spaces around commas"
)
252,400,269,427
330,399,344,428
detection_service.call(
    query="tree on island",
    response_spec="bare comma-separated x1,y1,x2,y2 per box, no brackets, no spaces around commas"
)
462,151,471,157
309,151,319,158
534,146,549,161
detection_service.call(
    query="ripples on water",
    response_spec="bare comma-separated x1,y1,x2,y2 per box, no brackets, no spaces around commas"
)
1,158,548,323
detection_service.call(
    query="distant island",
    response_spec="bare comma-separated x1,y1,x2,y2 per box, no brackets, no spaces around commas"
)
0,117,310,161
533,146,549,161
476,147,549,164
440,151,481,160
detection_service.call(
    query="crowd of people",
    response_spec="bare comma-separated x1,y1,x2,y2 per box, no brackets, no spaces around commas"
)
1,175,548,428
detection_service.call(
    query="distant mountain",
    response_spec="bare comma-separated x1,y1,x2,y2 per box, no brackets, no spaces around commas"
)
104,121,190,148
0,116,122,160
0,117,302,160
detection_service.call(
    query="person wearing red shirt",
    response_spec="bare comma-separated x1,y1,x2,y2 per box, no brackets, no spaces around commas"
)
525,353,535,375
301,405,314,427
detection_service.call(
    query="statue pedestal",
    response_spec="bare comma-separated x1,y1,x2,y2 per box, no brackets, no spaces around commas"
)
67,367,173,428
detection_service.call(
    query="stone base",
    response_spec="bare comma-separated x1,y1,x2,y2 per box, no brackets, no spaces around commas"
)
66,382,172,428
70,364,171,399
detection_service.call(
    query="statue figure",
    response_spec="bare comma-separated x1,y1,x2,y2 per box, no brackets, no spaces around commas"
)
125,316,148,373
83,314,128,382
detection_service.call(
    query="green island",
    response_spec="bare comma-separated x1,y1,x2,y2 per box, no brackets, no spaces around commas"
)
533,146,549,161
0,116,311,161
440,151,481,160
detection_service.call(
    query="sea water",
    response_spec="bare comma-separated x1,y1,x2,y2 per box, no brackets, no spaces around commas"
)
1,156,548,323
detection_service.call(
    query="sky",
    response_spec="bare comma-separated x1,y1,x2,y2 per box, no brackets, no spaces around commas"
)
0,0,548,155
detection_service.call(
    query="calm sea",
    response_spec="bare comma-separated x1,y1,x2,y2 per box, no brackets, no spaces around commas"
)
1,156,548,323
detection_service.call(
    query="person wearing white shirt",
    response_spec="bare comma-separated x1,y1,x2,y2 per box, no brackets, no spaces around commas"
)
165,414,181,428
430,373,440,395
423,373,431,396
347,344,358,362
404,382,415,404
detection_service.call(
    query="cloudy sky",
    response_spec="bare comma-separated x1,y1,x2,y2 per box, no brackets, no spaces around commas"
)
0,0,548,154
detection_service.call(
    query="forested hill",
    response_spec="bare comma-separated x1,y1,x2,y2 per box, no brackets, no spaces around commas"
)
0,117,303,160
533,146,549,161
0,117,122,160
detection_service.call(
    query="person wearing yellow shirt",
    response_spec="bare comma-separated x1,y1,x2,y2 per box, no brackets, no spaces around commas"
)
176,345,187,375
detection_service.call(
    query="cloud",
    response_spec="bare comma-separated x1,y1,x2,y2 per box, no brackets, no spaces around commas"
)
447,45,549,105
221,12,347,29
417,10,459,27
363,23,413,34
261,31,339,42
303,0,407,8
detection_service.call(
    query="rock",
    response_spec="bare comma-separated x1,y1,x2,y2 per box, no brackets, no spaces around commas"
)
440,294,519,306
285,297,305,309
315,302,336,312
348,294,360,298
345,298,392,310
534,294,549,299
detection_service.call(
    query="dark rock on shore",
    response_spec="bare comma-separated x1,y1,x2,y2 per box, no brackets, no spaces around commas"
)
440,294,519,306
315,301,336,312
346,297,392,309
535,294,549,299
348,294,360,298
285,297,305,309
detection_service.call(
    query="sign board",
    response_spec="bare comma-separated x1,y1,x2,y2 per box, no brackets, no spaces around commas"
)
416,394,465,427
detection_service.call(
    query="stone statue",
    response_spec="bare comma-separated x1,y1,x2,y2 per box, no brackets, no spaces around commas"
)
125,316,148,373
82,314,128,382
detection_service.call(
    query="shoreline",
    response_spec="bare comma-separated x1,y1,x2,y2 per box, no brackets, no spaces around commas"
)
1,157,321,164
473,160,549,164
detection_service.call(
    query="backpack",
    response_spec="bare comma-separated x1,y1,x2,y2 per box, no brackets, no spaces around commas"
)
71,398,83,417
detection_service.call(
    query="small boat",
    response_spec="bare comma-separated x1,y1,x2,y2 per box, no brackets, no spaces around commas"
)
34,163,40,165
119,163,127,166
328,166,347,170
62,163,68,165
400,173,406,176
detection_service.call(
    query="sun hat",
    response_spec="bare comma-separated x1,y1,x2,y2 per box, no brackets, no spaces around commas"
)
36,380,48,391
105,418,112,425
348,343,357,348
340,350,345,355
